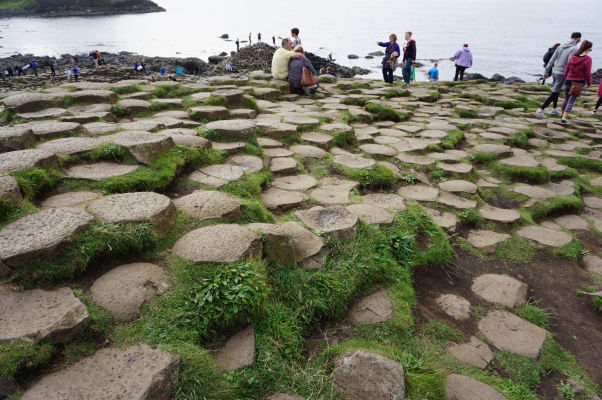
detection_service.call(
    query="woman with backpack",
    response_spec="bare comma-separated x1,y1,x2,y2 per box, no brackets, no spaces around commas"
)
288,45,318,96
377,34,400,84
560,40,593,124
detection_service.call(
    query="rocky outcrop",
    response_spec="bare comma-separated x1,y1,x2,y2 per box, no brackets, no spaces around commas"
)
0,0,165,18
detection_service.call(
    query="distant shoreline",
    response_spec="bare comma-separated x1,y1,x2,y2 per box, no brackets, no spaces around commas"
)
0,1,165,19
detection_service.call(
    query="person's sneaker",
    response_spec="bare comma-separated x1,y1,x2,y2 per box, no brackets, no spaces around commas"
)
534,109,547,118
593,110,598,115
550,108,561,116
402,83,409,88
559,118,568,125
302,87,311,96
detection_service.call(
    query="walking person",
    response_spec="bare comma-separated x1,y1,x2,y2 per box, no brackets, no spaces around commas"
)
452,44,473,81
560,40,592,124
258,32,262,42
272,36,276,46
15,64,23,77
377,34,401,84
236,38,240,52
92,50,99,68
401,32,416,87
48,58,57,78
535,32,582,118
29,59,39,76
249,32,252,45
543,43,561,68
593,80,602,114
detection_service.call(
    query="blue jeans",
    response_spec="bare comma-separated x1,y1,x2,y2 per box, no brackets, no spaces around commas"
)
402,60,412,84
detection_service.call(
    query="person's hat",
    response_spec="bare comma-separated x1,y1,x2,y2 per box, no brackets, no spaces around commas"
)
463,43,469,47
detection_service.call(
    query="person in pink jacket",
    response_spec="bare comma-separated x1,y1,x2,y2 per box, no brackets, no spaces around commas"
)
561,40,592,124
593,81,602,114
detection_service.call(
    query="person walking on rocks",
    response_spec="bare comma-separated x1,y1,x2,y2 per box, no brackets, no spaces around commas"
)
29,59,39,76
48,58,57,78
15,64,23,77
593,81,602,114
377,34,400,84
535,32,581,118
72,65,80,82
271,37,305,80
543,43,561,68
401,31,416,87
560,40,592,124
236,38,240,52
452,44,473,81
249,33,252,45
258,32,262,42
272,36,276,46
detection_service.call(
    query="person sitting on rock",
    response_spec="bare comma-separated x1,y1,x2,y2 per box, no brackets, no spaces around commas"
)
288,45,318,96
271,38,305,80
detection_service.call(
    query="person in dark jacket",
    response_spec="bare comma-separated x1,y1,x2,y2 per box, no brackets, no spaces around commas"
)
401,31,416,87
288,45,318,96
377,33,401,84
543,43,561,67
29,59,38,76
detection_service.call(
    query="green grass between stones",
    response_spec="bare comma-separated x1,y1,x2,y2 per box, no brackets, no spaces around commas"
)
334,164,396,188
364,103,411,122
0,342,54,379
513,303,550,329
495,235,536,263
529,195,584,221
504,130,534,149
491,163,551,184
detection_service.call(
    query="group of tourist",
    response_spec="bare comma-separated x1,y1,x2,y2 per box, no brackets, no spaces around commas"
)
534,32,598,123
271,28,319,96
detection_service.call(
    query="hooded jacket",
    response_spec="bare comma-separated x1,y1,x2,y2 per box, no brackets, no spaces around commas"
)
545,41,578,76
453,48,473,68
565,55,592,86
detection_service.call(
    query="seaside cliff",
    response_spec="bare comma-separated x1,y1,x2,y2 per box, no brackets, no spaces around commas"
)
0,0,165,18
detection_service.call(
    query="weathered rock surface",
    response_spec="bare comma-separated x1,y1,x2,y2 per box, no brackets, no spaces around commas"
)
172,224,262,263
87,192,176,236
348,289,393,324
0,126,35,151
445,374,508,400
261,187,308,210
0,287,89,343
479,205,520,223
398,185,439,201
205,119,257,139
333,350,405,400
174,190,242,221
215,326,256,371
0,207,93,268
466,230,510,253
478,310,547,358
0,174,22,201
516,225,572,248
66,162,138,180
436,294,471,320
446,337,494,370
271,174,318,191
40,191,100,208
21,344,180,400
471,274,528,308
0,149,58,172
111,131,175,165
90,263,170,321
346,203,393,225
363,193,406,212
296,206,358,239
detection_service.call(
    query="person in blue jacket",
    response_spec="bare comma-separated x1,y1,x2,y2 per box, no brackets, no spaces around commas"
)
428,62,440,82
377,34,401,84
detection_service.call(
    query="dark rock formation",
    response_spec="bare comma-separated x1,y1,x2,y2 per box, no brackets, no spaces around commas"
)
0,0,165,18
593,68,602,84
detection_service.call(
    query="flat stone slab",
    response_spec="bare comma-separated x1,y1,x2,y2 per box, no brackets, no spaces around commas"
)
584,196,602,209
478,310,547,359
333,154,376,170
517,225,572,248
446,374,508,400
499,154,539,168
271,174,318,191
174,190,242,221
446,337,494,370
439,180,477,194
226,155,264,173
438,162,473,174
37,137,104,155
555,214,589,230
21,344,180,400
363,193,406,212
349,289,393,324
359,144,396,156
396,153,436,166
290,145,327,158
0,207,93,268
301,131,333,148
205,119,257,139
261,188,307,211
116,98,152,111
119,120,161,132
2,92,56,113
29,121,82,138
67,162,138,181
472,143,512,155
190,105,230,120
0,174,22,202
0,125,35,151
215,326,256,371
270,157,297,174
425,207,457,232
333,350,405,400
172,224,262,263
40,191,100,208
466,230,510,253
583,255,602,275
195,163,244,185
437,192,477,209
435,294,471,320
479,205,521,223
90,263,170,321
310,177,358,205
398,185,439,202
87,192,176,236
0,287,89,343
512,184,557,200
471,274,527,308
111,131,175,165
346,204,393,225
283,116,320,127
264,148,294,158
71,89,117,103
262,122,298,138
0,149,58,172
296,206,358,239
